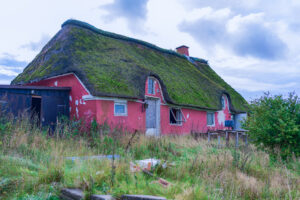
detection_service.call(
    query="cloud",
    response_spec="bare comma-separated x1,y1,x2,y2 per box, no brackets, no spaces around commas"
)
0,66,20,76
289,22,300,32
0,54,27,78
0,56,27,67
100,0,149,32
179,10,287,60
231,22,287,59
0,79,11,85
180,18,226,47
222,75,297,92
22,34,50,51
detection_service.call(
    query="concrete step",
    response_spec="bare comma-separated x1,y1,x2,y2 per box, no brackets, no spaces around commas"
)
60,188,115,200
121,195,167,200
91,194,116,200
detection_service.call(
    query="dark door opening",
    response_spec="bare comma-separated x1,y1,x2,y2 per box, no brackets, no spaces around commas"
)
31,96,41,125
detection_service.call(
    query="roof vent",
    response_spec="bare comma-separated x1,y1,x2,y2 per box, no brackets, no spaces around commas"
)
176,45,189,56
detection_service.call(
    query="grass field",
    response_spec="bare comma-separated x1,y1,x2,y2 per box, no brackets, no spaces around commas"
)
0,116,299,200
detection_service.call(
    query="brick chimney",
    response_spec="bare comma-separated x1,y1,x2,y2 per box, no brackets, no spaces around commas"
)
176,45,189,56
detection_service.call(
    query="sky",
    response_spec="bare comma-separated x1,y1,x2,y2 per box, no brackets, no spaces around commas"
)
0,0,299,101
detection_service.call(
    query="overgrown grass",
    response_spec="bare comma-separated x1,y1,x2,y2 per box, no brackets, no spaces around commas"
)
0,116,299,199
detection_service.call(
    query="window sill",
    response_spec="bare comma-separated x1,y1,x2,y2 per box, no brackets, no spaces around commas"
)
114,114,128,117
170,123,182,126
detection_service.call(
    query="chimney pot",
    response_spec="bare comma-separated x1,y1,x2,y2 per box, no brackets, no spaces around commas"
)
176,45,189,56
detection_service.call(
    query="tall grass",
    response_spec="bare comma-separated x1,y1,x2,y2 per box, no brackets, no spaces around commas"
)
0,115,299,200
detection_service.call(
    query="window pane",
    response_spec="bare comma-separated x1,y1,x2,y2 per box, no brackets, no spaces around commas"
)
170,109,176,124
207,113,214,125
221,97,225,109
148,78,154,94
115,104,125,114
170,108,182,124
176,110,182,121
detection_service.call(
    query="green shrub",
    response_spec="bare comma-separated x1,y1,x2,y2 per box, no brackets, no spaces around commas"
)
244,92,300,159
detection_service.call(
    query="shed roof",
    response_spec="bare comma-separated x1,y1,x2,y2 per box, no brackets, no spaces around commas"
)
0,85,71,91
11,19,248,113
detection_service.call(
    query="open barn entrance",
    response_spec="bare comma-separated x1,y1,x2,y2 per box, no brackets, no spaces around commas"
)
31,96,41,125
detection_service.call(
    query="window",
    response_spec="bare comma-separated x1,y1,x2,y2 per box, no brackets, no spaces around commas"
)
207,112,215,126
114,101,127,116
170,108,183,125
148,78,155,94
221,96,225,109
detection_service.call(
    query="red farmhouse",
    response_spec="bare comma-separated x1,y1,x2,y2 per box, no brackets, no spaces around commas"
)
12,20,248,135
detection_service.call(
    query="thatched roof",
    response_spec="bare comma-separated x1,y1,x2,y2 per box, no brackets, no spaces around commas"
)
12,19,248,113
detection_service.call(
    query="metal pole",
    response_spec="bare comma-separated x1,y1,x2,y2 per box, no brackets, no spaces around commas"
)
208,132,210,143
218,135,221,148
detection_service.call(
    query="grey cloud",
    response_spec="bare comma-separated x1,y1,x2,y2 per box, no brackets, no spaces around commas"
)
100,0,149,32
22,34,50,51
0,74,13,82
181,0,300,34
289,22,300,32
179,18,226,46
179,17,287,60
179,0,260,15
0,54,27,68
231,23,287,59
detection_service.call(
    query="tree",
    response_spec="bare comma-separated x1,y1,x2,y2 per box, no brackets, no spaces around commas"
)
244,92,300,159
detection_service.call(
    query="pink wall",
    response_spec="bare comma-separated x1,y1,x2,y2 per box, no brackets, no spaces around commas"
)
145,77,232,134
27,73,145,132
27,74,97,124
94,100,145,133
26,73,232,134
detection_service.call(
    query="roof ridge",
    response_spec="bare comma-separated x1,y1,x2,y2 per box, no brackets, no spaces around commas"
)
62,19,208,64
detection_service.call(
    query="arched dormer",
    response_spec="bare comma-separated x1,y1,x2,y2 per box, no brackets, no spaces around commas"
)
220,93,230,111
145,76,166,104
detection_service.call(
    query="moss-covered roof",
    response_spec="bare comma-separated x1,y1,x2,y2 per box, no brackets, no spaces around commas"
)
12,19,248,113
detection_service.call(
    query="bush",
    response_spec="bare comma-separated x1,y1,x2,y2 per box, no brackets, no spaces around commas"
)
244,92,300,159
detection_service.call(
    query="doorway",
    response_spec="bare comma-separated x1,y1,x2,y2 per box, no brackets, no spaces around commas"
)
145,98,160,136
31,96,42,125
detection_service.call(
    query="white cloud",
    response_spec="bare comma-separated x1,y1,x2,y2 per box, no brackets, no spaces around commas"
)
227,12,265,32
223,76,297,92
0,79,11,85
0,66,20,76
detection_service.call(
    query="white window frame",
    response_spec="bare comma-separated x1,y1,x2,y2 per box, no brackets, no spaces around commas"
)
207,112,215,126
114,101,128,116
148,77,155,95
169,108,186,126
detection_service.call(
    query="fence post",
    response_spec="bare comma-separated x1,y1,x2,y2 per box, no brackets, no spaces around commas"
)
244,134,248,146
218,135,221,148
208,132,211,143
235,132,239,148
226,131,229,147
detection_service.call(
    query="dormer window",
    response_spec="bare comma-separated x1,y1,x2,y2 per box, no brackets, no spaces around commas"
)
221,96,225,109
148,78,155,94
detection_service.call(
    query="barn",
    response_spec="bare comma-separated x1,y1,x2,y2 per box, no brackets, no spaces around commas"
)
9,19,248,135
